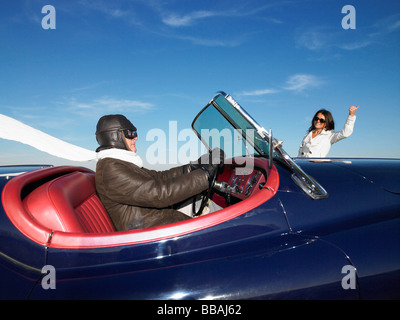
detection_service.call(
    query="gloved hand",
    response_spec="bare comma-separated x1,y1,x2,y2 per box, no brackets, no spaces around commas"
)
189,148,225,180
190,147,225,169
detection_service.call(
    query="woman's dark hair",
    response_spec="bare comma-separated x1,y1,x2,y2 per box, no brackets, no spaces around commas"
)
308,109,335,132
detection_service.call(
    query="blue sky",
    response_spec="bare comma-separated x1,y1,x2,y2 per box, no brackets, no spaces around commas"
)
1,0,399,170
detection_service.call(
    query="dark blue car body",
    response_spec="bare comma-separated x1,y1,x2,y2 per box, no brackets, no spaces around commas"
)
1,94,399,300
1,158,399,300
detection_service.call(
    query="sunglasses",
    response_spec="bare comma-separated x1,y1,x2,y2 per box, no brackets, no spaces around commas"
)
313,116,326,123
123,129,138,139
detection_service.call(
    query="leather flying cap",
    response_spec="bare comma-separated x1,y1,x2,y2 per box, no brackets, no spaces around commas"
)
95,114,136,152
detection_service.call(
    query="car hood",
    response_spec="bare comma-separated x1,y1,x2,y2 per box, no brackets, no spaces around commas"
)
277,158,400,236
295,158,400,194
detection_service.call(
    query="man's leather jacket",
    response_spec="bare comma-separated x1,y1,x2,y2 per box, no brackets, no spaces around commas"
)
95,158,209,231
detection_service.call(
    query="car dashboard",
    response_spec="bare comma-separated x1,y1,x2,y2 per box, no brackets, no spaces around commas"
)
213,162,267,207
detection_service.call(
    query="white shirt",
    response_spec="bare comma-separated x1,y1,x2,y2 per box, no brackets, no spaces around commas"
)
298,115,356,158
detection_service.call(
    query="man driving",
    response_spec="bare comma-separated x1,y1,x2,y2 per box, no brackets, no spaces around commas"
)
94,114,224,231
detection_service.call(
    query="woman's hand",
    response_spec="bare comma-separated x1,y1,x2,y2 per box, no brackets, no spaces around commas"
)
349,105,359,117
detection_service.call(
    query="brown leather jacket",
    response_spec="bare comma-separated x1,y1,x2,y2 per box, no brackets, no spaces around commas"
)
95,158,209,231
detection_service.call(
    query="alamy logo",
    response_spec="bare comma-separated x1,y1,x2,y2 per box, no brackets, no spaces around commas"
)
41,5,56,30
341,265,357,290
41,265,56,290
342,5,356,30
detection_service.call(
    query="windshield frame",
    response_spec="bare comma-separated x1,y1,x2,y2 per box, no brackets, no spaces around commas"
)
192,93,267,159
192,92,328,200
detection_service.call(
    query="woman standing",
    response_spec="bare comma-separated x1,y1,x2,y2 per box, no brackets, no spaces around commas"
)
298,106,359,158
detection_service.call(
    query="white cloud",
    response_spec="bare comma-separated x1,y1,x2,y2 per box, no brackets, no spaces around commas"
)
283,74,322,93
175,34,245,47
388,20,400,32
66,96,155,117
95,98,154,110
339,41,372,51
162,10,217,27
296,31,328,51
239,88,278,96
240,74,322,97
297,30,374,52
296,14,400,53
77,0,141,26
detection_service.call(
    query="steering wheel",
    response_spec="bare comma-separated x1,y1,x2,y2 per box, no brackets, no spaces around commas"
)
192,166,219,217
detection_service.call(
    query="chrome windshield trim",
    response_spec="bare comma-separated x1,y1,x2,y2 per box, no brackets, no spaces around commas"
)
215,92,328,200
221,92,269,139
277,148,328,199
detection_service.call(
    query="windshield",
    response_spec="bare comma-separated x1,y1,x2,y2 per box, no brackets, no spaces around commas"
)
192,93,270,160
192,92,328,200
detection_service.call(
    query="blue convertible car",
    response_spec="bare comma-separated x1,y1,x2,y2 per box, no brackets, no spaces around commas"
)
1,92,399,299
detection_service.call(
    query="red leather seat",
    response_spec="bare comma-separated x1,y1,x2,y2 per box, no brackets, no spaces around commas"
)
23,171,115,233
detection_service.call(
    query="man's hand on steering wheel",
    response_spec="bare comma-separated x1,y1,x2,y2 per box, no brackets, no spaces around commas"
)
190,147,225,182
190,148,225,217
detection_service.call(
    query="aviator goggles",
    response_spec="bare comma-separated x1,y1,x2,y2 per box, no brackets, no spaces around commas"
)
313,117,326,123
123,129,138,139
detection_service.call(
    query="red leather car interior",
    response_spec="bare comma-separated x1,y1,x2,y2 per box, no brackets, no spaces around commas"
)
2,163,279,249
23,171,115,233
